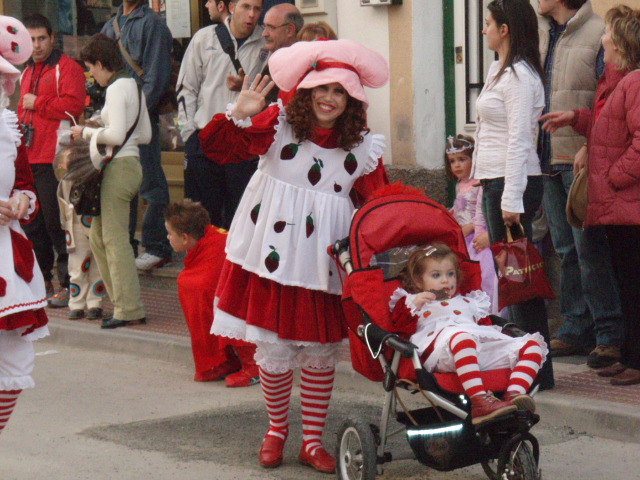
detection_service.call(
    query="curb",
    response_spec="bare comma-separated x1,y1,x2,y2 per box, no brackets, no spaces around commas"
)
42,318,640,445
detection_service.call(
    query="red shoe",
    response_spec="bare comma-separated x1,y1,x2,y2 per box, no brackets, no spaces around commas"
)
470,393,517,425
299,446,336,474
194,358,241,382
259,430,288,468
502,391,536,413
225,364,260,388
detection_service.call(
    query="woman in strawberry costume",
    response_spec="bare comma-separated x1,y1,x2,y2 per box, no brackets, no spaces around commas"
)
0,16,49,436
199,39,389,473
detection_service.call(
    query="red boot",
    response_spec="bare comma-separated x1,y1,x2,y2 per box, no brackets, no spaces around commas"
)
259,428,288,468
299,446,336,474
225,345,259,387
470,392,517,425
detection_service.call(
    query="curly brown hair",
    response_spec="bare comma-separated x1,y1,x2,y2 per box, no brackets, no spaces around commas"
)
400,243,462,294
164,199,211,241
285,88,369,151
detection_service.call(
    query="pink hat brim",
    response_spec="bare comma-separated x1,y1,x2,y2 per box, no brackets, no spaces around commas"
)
0,56,20,96
269,39,389,107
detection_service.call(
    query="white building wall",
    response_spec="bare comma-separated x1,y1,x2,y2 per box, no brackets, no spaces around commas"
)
413,0,446,169
335,1,393,162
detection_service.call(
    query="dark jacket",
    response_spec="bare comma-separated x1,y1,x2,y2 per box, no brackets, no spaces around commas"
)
101,3,173,112
572,64,640,226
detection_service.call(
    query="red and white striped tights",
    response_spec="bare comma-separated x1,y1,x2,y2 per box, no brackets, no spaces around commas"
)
259,366,335,454
449,333,542,397
0,390,21,435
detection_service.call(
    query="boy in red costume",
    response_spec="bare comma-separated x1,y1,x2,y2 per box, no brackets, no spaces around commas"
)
165,199,258,386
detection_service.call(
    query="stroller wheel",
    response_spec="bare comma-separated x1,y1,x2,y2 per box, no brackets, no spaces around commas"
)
336,416,378,480
482,439,540,480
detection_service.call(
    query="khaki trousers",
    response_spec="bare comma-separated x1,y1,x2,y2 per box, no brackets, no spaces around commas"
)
90,156,144,320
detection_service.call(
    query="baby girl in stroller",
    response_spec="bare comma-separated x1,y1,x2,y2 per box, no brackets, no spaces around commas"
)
390,243,548,425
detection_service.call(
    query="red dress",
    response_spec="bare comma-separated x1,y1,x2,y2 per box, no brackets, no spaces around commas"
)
199,104,388,345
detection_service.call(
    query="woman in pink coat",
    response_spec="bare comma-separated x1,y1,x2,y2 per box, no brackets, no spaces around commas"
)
541,5,640,386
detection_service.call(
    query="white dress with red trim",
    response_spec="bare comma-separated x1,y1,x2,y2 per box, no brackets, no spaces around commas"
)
0,108,49,390
389,288,547,373
211,103,386,346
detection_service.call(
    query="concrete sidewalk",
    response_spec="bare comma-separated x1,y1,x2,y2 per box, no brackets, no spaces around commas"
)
43,284,640,446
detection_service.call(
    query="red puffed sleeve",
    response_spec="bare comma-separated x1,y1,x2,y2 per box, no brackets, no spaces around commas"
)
351,159,389,207
389,296,418,337
13,139,39,224
198,104,281,164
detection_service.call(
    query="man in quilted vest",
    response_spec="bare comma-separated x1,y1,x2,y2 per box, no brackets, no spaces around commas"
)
538,0,624,368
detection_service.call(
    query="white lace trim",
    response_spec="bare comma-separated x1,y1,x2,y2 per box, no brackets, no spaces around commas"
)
225,103,253,128
389,287,410,312
271,98,287,137
466,290,492,320
11,189,37,219
364,133,385,175
505,332,549,369
2,109,22,147
21,325,50,342
212,299,325,347
0,375,35,390
254,343,345,374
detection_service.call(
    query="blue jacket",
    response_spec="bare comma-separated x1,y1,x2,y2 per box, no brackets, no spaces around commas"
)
102,3,173,112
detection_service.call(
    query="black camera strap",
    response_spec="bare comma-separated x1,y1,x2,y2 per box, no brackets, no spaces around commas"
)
215,23,244,74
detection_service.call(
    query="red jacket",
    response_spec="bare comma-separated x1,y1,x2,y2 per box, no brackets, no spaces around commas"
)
18,50,86,165
572,64,640,226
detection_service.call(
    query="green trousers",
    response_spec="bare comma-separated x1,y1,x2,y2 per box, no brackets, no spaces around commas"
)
90,156,145,320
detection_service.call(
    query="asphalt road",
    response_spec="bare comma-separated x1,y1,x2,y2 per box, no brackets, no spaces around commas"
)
1,341,639,480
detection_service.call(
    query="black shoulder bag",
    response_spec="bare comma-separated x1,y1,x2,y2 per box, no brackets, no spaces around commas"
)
70,84,143,217
215,23,244,74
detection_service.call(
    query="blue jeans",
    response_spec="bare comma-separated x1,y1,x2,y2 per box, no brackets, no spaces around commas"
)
131,112,172,258
481,176,554,389
543,172,623,347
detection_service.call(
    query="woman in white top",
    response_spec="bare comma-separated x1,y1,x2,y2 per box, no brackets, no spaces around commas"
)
71,34,151,329
472,0,554,390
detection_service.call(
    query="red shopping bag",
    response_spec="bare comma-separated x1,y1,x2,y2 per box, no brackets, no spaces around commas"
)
490,225,554,310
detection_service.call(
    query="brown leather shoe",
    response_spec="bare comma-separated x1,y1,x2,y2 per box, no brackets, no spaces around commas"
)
596,362,626,378
502,391,536,413
587,345,621,369
470,393,517,425
610,368,640,386
550,338,590,357
299,446,336,474
259,430,288,468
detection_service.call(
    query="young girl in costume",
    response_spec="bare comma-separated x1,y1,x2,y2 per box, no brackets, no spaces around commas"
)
165,199,256,386
199,39,390,473
389,243,548,425
55,140,105,321
0,15,49,436
445,134,501,315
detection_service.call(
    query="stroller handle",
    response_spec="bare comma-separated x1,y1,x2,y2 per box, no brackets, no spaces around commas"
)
359,321,417,359
330,237,353,274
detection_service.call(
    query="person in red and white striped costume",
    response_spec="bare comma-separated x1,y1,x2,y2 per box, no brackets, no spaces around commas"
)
0,15,49,437
390,244,547,424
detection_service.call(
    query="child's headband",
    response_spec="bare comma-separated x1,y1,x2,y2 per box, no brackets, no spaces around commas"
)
446,135,474,155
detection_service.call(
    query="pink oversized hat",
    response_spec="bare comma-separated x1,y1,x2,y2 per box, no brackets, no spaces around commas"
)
268,39,390,108
0,16,33,95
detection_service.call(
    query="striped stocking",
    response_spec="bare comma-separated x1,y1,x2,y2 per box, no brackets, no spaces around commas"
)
449,332,486,398
260,367,293,440
507,340,543,395
300,366,335,455
0,390,21,435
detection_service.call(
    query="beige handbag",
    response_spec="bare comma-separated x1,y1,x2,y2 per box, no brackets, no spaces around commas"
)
566,162,588,229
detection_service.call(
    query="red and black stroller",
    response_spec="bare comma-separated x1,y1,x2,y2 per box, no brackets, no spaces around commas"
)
330,186,541,480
